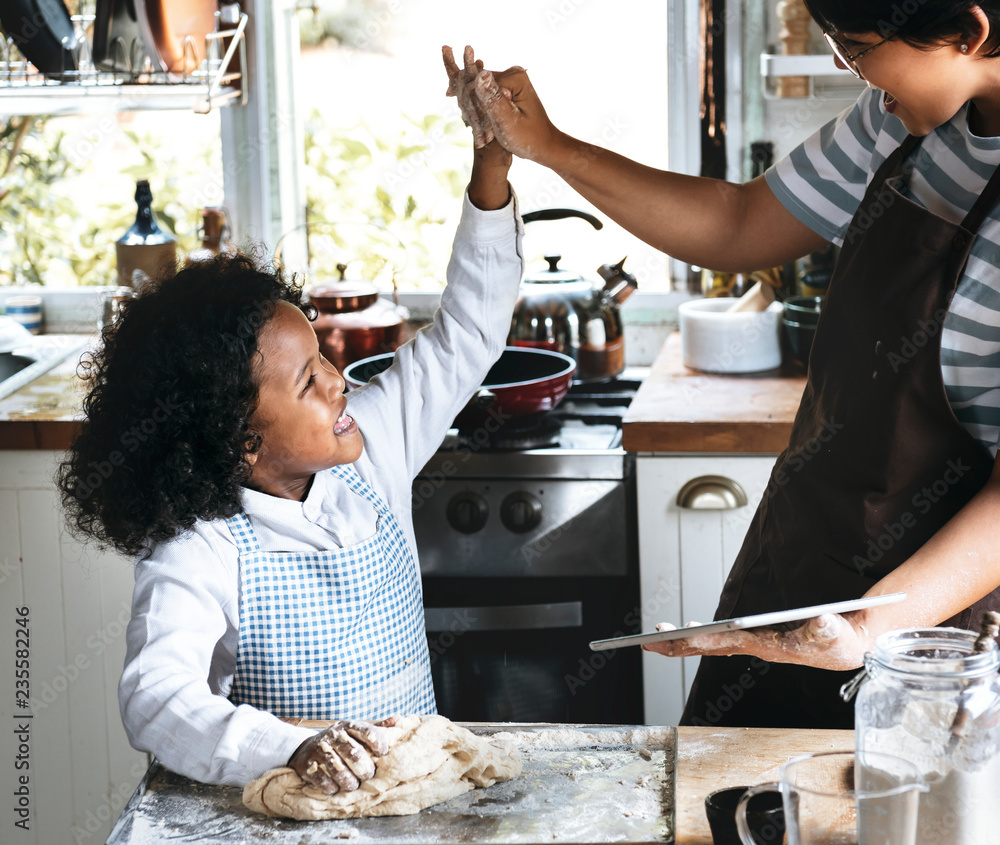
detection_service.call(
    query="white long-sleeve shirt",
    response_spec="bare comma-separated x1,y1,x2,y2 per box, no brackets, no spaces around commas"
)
119,192,523,786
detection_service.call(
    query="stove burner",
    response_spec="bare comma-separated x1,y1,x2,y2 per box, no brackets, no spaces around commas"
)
437,372,644,455
455,414,564,451
566,378,644,403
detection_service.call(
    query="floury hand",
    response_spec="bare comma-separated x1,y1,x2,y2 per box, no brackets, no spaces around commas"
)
443,45,493,149
288,717,398,795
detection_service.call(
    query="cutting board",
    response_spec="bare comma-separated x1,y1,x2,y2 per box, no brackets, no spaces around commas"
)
674,726,854,845
107,723,677,845
621,333,807,453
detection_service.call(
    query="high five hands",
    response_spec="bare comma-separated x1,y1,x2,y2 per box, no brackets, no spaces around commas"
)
442,45,493,148
442,45,558,162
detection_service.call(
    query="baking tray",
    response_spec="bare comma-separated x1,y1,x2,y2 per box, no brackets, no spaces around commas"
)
107,723,676,844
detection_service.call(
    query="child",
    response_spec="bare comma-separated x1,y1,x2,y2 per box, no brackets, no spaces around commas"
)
59,51,521,793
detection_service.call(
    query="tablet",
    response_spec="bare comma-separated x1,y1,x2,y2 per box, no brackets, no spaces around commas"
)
588,592,906,651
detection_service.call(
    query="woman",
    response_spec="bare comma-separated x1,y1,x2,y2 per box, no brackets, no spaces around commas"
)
450,2,1000,727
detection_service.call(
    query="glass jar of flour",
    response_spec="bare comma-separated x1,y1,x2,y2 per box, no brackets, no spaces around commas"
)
855,628,1000,845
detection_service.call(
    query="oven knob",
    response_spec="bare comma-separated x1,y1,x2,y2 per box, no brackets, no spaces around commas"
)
500,492,542,533
446,492,489,534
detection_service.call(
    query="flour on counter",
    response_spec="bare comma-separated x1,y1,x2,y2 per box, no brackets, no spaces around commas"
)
489,727,671,749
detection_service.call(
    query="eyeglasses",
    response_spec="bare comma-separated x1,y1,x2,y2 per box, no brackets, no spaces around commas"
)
823,31,891,79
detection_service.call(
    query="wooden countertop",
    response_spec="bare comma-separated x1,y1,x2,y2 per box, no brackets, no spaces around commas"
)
622,334,808,454
675,726,853,844
4,332,811,454
0,347,86,450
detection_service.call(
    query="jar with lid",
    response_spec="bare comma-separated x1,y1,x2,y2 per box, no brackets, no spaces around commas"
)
855,627,1000,845
185,207,235,266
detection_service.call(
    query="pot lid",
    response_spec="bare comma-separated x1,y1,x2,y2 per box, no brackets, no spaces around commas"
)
322,299,404,328
523,255,588,285
308,265,381,313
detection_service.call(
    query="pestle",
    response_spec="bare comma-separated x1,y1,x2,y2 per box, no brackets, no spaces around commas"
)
725,280,777,313
949,611,1000,741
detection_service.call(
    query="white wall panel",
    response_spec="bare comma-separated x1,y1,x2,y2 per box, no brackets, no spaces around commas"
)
0,452,145,845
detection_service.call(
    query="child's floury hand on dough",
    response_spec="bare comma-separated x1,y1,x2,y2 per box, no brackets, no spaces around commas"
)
288,719,396,795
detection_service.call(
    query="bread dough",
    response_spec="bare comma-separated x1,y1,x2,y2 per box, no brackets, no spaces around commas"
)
243,715,522,820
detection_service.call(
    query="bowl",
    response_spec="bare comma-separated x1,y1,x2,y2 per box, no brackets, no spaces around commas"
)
782,317,817,366
678,298,783,374
783,295,824,326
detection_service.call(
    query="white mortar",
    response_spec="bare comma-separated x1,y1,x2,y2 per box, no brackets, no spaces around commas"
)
679,298,783,374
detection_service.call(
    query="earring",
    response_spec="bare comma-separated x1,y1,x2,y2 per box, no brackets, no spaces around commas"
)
961,43,970,53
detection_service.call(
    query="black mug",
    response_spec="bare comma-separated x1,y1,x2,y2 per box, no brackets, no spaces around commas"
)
705,786,785,845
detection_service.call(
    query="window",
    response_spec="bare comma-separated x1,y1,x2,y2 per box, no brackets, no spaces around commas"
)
0,0,227,288
292,0,673,293
1,1,695,298
0,111,222,287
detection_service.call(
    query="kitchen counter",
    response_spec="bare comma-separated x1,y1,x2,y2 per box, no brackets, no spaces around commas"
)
3,332,812,454
106,724,852,845
674,726,852,844
622,334,807,454
0,339,88,449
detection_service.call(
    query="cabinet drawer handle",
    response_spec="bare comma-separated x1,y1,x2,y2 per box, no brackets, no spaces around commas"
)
676,475,748,510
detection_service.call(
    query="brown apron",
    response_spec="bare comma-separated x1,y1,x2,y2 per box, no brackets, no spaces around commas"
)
681,133,1000,728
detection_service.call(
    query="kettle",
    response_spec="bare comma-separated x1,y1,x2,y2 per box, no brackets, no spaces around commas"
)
509,208,638,382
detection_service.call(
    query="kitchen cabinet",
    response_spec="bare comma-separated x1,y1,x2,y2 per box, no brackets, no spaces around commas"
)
0,449,146,845
0,358,145,845
622,334,806,726
636,453,777,726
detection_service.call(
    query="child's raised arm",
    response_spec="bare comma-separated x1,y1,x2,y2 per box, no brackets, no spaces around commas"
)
468,141,512,211
444,45,511,211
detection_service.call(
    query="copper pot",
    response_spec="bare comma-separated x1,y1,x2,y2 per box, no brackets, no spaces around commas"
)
276,221,410,372
308,273,406,372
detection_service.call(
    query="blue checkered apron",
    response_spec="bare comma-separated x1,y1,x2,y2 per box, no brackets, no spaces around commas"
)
226,464,436,720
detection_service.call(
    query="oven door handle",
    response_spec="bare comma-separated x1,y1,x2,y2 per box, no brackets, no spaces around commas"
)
424,601,583,632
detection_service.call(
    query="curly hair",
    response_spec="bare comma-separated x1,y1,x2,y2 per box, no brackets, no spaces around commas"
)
804,1,1000,57
58,253,312,558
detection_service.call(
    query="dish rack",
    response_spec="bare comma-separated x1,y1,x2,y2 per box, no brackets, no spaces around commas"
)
0,9,247,115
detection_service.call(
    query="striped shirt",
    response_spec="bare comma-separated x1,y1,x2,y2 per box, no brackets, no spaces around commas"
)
767,87,1000,455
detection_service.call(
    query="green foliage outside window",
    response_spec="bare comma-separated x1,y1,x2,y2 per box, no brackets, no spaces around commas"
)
0,110,469,289
301,109,469,291
0,117,208,287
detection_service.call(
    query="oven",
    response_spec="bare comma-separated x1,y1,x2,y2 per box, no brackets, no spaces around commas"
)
412,377,644,724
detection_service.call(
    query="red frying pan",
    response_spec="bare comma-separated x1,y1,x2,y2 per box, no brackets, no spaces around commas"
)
343,347,576,428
